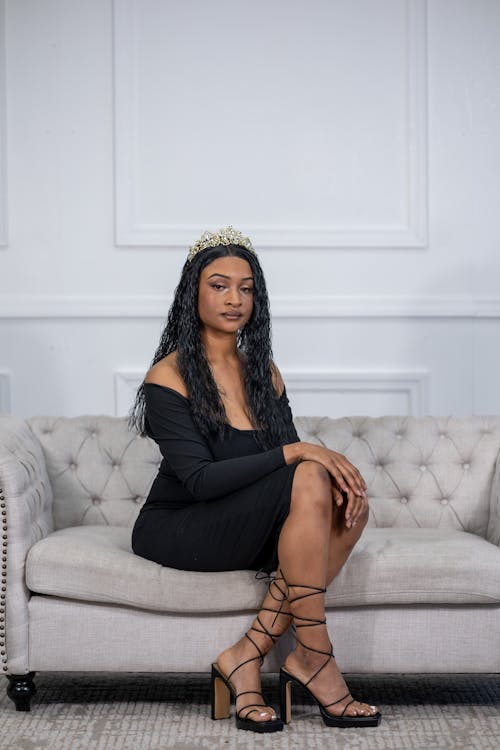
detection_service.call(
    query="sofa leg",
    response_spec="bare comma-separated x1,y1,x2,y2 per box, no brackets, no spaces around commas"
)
6,672,37,711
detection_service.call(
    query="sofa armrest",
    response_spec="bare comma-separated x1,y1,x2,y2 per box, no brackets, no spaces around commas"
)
0,416,54,676
487,450,500,546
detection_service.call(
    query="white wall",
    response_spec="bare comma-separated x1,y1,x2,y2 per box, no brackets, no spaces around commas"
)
0,0,499,419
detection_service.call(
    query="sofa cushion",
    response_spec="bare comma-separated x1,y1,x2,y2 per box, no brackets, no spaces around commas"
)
25,526,500,613
26,526,270,613
326,527,500,607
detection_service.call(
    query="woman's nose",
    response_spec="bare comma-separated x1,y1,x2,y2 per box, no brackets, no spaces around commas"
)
226,288,242,305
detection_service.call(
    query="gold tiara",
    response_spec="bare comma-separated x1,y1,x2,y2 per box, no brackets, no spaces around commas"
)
187,225,257,263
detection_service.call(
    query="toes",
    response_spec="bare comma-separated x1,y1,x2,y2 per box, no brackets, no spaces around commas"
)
243,706,277,723
348,701,377,716
258,709,277,722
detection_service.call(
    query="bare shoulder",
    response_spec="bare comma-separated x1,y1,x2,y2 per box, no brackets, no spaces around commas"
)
144,352,188,397
270,361,285,396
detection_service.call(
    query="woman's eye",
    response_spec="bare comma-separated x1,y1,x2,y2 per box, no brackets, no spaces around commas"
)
241,287,254,294
211,284,225,291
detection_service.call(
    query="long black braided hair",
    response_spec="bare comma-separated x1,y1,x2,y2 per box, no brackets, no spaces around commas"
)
128,244,295,450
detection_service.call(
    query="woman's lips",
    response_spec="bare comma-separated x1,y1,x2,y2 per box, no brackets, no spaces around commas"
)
221,312,242,319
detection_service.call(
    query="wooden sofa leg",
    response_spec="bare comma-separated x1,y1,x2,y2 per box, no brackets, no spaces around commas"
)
6,672,37,711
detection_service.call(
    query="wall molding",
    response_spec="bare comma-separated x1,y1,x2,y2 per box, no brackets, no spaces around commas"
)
113,0,428,249
284,371,429,417
2,293,500,319
0,0,8,247
0,372,11,414
114,369,429,417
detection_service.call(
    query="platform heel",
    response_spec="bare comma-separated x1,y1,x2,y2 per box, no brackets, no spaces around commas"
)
210,573,290,733
279,579,381,728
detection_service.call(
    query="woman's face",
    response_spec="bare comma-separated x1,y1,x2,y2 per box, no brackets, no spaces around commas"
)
197,255,254,334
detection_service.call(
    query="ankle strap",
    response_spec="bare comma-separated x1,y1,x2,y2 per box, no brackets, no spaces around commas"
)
279,576,334,687
225,631,266,684
249,605,293,646
286,582,326,606
285,582,326,630
254,572,291,632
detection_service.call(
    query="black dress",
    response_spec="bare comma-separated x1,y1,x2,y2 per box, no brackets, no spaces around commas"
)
131,383,300,573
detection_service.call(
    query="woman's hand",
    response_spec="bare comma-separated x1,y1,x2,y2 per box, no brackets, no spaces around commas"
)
284,441,366,495
283,441,368,528
331,480,369,529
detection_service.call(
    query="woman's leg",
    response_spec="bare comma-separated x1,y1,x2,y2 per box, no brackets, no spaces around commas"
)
216,462,375,721
278,461,378,717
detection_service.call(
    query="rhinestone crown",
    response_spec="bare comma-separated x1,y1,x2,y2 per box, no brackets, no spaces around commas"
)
187,225,257,263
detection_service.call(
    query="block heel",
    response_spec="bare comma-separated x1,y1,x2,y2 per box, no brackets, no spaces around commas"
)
210,663,283,733
210,664,230,720
279,668,292,724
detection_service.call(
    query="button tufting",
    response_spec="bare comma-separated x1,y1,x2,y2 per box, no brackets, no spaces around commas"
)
135,496,142,504
70,463,76,470
441,498,449,505
91,497,101,505
420,465,427,471
463,463,470,470
400,497,408,504
396,433,403,439
439,433,446,439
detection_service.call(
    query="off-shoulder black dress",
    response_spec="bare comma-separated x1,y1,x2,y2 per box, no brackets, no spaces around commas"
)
131,383,300,573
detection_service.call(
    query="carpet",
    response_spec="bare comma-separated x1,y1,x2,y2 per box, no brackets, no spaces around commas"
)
1,672,499,750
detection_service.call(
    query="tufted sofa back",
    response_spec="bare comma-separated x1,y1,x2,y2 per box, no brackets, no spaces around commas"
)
294,415,500,539
28,416,161,530
28,414,500,538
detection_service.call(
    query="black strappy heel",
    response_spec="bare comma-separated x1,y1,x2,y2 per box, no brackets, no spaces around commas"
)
279,582,381,728
211,575,291,733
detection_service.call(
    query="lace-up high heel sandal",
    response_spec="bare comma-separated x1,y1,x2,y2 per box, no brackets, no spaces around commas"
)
279,582,381,728
211,575,291,733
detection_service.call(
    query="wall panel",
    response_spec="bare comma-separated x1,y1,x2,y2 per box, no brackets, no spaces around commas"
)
114,0,428,248
0,0,499,420
0,0,7,245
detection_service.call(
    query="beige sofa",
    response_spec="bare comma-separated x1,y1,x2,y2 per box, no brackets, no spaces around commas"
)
1,413,500,711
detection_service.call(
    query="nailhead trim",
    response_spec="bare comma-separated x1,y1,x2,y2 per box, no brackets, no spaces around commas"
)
0,488,6,671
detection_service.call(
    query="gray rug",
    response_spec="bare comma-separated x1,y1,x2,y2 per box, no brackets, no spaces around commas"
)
1,672,499,750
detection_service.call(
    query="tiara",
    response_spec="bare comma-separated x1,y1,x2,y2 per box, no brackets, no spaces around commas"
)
187,225,257,263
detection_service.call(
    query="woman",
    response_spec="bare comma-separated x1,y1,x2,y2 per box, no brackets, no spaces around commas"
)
129,226,381,734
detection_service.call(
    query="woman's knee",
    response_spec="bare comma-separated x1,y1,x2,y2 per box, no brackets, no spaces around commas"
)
294,460,330,490
291,461,331,514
